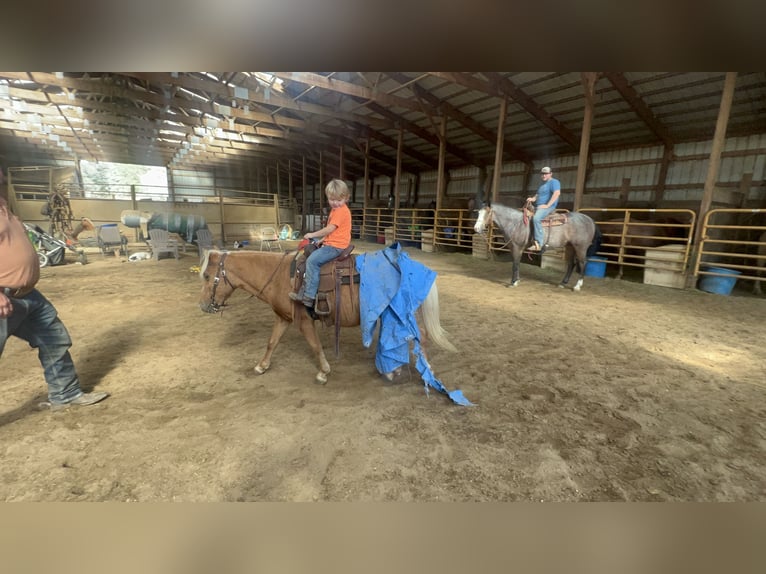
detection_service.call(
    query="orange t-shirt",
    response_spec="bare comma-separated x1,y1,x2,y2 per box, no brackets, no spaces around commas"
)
323,204,352,249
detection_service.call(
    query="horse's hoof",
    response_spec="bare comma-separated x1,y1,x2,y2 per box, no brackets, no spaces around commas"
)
315,373,328,385
254,365,267,375
509,280,520,288
558,283,567,289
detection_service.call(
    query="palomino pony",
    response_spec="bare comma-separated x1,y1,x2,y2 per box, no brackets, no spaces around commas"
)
473,202,597,291
198,249,456,385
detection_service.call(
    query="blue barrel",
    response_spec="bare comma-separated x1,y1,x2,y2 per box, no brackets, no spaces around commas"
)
585,256,608,277
698,266,741,295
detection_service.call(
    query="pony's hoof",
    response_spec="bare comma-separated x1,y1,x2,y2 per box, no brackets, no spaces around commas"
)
254,365,267,375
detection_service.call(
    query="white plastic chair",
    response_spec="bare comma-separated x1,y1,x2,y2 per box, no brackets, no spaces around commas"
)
148,228,180,261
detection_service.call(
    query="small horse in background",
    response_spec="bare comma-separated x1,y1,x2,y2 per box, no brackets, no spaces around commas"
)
597,216,690,280
198,249,456,385
473,202,597,291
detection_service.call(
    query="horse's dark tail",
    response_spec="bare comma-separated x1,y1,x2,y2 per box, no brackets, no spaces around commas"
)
587,225,602,257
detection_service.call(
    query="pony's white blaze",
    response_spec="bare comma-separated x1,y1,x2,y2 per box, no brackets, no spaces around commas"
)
474,207,490,233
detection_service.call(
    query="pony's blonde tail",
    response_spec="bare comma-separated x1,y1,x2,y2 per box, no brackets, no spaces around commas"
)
420,283,457,352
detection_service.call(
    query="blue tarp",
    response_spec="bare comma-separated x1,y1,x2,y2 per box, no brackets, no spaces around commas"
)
355,243,473,406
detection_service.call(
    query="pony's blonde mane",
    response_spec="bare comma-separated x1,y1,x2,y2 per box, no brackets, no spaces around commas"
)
199,249,227,279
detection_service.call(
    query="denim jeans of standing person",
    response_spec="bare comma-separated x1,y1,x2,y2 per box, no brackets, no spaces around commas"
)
0,289,83,404
532,204,557,246
302,245,344,300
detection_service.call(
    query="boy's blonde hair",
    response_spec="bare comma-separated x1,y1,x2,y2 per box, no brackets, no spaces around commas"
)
325,179,350,201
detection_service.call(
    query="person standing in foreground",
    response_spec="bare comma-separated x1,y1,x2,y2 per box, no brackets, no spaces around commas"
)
0,195,108,410
526,166,561,251
289,179,352,309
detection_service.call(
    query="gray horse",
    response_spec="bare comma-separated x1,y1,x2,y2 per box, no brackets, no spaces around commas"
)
474,202,598,291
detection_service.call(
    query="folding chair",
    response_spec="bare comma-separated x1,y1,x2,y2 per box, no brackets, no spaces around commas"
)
259,226,283,252
97,225,128,257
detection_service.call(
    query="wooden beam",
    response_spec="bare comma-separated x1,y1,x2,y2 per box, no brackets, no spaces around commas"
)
272,72,434,114
603,72,673,147
386,72,533,165
574,73,599,212
491,96,507,203
693,72,738,248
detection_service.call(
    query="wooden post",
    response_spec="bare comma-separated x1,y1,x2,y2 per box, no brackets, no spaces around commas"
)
318,152,324,223
619,178,631,206
688,72,738,287
363,138,370,208
436,115,446,211
574,72,598,212
301,156,307,233
288,160,293,204
394,127,403,210
276,161,281,198
491,95,507,203
652,145,673,207
738,173,753,208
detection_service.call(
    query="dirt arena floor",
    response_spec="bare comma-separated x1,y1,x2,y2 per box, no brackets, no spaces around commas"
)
2,240,765,501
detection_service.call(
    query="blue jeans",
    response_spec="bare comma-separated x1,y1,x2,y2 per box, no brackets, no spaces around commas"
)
0,289,83,404
532,204,557,245
303,245,344,299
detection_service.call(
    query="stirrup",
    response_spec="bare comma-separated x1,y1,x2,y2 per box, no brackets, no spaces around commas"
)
313,293,330,316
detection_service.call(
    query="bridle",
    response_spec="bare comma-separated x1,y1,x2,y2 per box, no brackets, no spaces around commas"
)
479,205,518,251
206,251,233,313
204,250,292,313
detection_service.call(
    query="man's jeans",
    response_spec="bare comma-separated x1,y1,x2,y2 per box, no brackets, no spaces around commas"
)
0,289,82,404
303,245,344,299
532,204,557,246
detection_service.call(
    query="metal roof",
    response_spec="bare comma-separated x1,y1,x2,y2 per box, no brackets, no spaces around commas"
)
1,72,764,182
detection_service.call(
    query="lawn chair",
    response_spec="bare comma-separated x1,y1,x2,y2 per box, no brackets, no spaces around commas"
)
258,226,283,252
148,228,179,261
97,224,128,257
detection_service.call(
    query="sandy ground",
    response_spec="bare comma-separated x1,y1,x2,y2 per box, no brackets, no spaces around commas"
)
2,240,765,502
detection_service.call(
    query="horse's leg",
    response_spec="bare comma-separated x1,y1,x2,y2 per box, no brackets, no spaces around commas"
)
571,243,589,292
509,244,523,287
297,315,332,385
559,244,576,288
254,316,291,375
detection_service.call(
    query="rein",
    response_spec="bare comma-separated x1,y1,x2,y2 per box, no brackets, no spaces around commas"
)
207,251,292,312
482,207,514,251
253,251,292,299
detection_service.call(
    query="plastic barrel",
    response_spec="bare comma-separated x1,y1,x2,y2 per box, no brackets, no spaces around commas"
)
585,256,608,277
133,212,208,242
698,266,741,295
